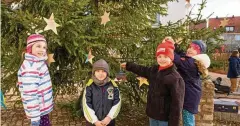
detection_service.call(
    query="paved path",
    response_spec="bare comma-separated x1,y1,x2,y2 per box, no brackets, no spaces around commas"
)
1,72,239,126
209,72,230,86
209,72,240,99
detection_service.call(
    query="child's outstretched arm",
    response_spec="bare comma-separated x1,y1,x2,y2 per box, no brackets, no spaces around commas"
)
82,87,99,124
19,68,41,125
121,62,151,78
168,78,185,126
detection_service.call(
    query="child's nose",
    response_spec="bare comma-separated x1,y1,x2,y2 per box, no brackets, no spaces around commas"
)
40,48,46,51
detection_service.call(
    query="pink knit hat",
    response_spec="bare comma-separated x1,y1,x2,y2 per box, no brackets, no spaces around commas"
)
26,34,47,53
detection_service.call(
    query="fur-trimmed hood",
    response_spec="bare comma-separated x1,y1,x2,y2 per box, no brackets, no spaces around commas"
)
192,54,210,79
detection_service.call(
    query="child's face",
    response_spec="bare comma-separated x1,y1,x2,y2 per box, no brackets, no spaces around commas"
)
157,54,172,67
32,41,47,58
94,69,107,81
236,53,239,57
186,47,198,57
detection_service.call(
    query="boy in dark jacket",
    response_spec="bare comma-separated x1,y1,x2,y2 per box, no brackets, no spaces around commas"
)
83,59,121,126
162,37,210,126
227,50,240,92
121,42,185,126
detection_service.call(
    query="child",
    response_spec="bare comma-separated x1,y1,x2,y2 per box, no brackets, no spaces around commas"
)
162,37,210,126
227,50,240,92
82,59,121,126
121,42,185,126
17,34,54,126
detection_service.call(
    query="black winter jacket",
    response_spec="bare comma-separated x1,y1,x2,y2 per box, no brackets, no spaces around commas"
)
126,62,185,126
82,79,121,124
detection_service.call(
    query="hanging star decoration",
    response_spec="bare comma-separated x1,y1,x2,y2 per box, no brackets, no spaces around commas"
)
101,11,110,26
43,13,60,34
0,90,6,109
85,50,95,64
219,18,229,27
137,77,149,87
47,53,55,66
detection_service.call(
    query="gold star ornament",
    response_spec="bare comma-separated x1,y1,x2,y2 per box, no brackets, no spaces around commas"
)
137,77,149,87
47,53,55,66
44,13,60,34
85,50,95,64
219,18,229,27
101,11,110,26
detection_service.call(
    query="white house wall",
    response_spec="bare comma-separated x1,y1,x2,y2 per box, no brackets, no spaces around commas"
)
160,0,188,25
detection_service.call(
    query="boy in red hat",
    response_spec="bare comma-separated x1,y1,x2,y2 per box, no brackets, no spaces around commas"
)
121,42,185,126
162,37,210,126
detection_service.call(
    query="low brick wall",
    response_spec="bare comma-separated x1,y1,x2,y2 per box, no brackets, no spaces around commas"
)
196,79,215,126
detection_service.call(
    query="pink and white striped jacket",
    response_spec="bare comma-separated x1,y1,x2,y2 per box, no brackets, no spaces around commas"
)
17,53,53,123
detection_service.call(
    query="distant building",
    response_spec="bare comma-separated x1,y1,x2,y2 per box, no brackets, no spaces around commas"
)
190,16,240,52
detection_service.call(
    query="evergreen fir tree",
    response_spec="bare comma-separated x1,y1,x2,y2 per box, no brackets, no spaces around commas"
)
1,0,224,104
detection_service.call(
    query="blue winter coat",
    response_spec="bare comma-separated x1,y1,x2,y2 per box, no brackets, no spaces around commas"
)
227,57,240,78
173,52,201,114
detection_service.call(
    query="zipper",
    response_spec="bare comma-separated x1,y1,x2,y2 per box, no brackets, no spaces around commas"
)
101,86,104,117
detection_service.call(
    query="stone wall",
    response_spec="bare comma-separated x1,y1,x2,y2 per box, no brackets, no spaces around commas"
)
196,79,215,126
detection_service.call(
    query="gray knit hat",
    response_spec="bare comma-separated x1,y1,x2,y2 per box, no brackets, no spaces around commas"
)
92,59,110,86
92,59,109,75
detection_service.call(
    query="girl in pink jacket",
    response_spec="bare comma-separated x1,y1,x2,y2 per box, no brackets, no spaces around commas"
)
17,34,53,126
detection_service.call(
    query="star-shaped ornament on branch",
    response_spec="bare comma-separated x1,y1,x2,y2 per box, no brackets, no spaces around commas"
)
47,53,55,66
101,11,110,26
44,13,60,34
1,90,7,109
85,50,95,64
137,77,149,87
219,18,229,27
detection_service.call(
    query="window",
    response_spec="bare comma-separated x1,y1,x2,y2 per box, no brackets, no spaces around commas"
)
235,35,240,41
225,26,234,32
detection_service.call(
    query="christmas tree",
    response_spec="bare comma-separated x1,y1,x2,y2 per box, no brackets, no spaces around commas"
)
1,0,224,104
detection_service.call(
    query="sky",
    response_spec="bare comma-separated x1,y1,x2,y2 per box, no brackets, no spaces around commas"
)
160,0,240,24
191,0,240,18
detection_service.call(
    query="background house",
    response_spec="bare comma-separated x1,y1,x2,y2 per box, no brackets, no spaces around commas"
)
191,16,240,52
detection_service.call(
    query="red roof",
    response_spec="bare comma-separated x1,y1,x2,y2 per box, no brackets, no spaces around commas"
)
209,16,240,32
190,16,240,33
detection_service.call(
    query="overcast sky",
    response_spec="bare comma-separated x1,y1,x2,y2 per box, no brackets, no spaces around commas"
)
191,0,240,18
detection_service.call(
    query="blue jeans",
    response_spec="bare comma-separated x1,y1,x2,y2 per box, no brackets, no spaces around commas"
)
182,109,195,126
149,118,168,126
